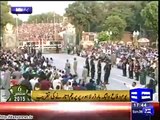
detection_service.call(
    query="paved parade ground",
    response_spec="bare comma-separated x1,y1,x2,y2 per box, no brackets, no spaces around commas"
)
42,53,153,90
0,53,158,102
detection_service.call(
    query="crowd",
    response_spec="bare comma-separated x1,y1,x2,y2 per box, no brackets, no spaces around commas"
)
0,48,111,100
0,39,158,101
16,23,63,42
0,44,158,101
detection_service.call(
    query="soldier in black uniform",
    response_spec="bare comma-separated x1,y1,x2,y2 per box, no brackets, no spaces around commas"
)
128,59,134,79
122,59,127,77
97,59,102,85
85,57,90,77
56,45,59,53
90,58,95,79
104,60,111,84
134,59,141,81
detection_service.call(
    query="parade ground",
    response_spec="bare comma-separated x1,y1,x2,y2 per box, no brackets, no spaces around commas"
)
0,53,158,102
42,53,153,90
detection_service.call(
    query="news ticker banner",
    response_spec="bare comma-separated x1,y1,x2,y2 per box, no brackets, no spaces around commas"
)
0,102,159,120
7,85,154,102
7,85,130,102
11,7,32,14
31,90,130,102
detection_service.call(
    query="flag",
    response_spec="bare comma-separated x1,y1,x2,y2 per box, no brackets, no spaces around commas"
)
36,19,37,24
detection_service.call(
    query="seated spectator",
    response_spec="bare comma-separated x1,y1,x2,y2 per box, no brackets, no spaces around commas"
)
34,82,41,90
145,73,157,93
20,73,32,92
86,79,96,90
39,72,52,90
10,75,19,86
29,74,39,90
56,85,61,90
52,78,62,90
63,81,73,90
79,81,87,90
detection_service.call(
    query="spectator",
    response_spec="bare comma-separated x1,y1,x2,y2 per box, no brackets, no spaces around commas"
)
86,79,96,90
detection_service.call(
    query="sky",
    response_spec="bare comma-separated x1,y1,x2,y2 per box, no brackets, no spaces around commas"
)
8,1,74,21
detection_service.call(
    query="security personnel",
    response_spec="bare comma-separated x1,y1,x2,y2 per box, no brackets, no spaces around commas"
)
104,60,111,84
97,59,102,85
90,58,95,79
85,57,90,77
122,59,127,77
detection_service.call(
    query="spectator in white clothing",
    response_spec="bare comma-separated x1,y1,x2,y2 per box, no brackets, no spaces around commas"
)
52,79,62,90
29,76,39,90
63,81,73,90
124,82,142,89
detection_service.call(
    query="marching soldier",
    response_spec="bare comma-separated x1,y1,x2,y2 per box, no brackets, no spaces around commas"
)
90,58,95,79
97,59,102,85
122,59,127,77
128,59,134,79
85,57,90,77
104,60,111,84
134,59,140,81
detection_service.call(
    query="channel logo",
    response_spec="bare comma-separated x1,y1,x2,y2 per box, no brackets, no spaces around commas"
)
142,106,154,116
11,7,32,14
130,88,153,103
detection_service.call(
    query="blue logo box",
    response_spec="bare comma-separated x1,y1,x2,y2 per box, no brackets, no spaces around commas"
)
130,88,153,103
142,106,154,116
11,7,32,14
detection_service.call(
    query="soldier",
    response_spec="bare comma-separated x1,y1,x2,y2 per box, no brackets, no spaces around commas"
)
90,58,95,79
134,59,140,81
128,59,134,79
122,59,127,77
140,65,147,86
85,57,90,77
104,60,111,84
111,52,116,67
56,45,59,53
97,59,102,85
145,73,157,93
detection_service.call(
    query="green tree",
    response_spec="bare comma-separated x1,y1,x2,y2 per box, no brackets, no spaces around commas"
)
97,31,109,43
27,12,63,23
82,2,106,32
65,1,90,44
0,2,14,34
103,15,127,41
0,1,15,47
141,1,158,34
100,1,150,33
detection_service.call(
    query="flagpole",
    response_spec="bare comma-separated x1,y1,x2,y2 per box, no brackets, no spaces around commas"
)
42,38,44,53
54,12,56,42
16,14,19,48
47,17,48,23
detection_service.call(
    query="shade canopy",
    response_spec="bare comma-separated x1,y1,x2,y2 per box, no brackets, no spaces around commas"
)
138,38,150,43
